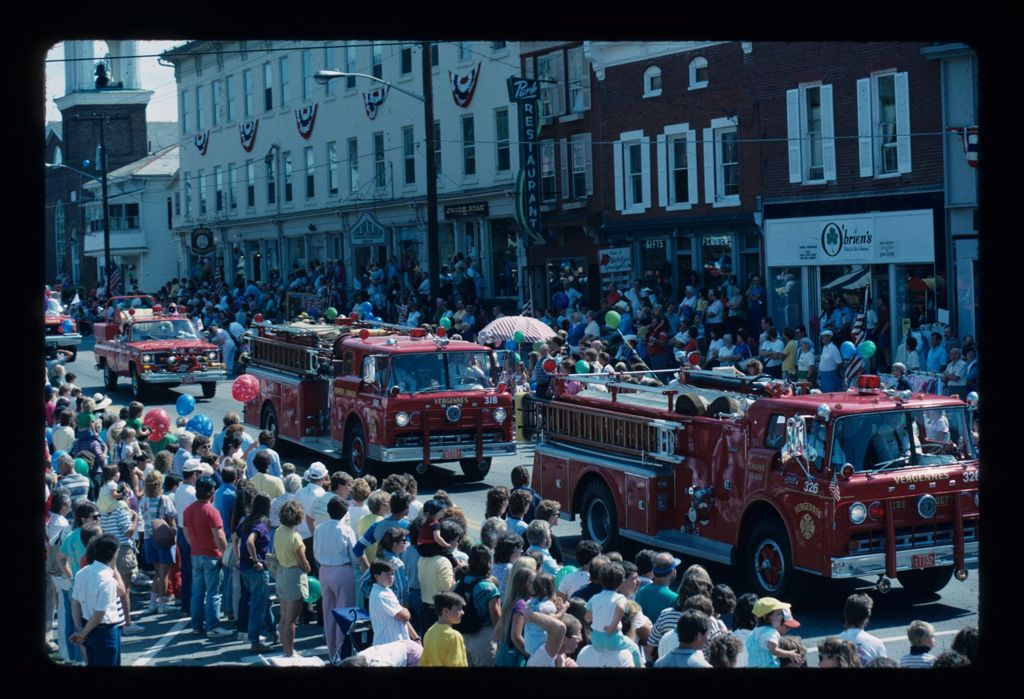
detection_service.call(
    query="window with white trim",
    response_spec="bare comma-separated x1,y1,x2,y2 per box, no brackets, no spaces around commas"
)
567,46,591,113
266,159,276,205
345,44,357,89
537,52,565,120
462,115,476,177
263,63,273,111
211,80,220,126
403,125,416,185
108,203,140,230
400,45,412,76
374,132,386,189
279,56,290,107
327,142,338,194
348,137,359,192
228,163,237,210
787,83,836,183
243,70,253,117
195,86,204,130
184,171,192,216
614,130,650,213
560,133,592,201
305,147,315,199
372,42,383,79
302,50,313,101
283,152,293,202
458,41,471,62
540,140,556,203
689,57,708,89
495,108,510,172
643,66,662,97
857,70,911,177
657,124,698,210
214,166,223,211
198,169,207,214
181,91,190,134
246,161,255,208
324,46,336,95
703,118,739,206
492,41,507,52
225,75,235,122
174,191,181,216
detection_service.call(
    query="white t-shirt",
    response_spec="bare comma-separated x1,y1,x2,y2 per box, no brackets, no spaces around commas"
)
706,300,724,324
717,344,738,366
558,568,591,598
819,342,842,372
369,583,410,645
295,483,325,539
526,644,559,667
761,339,785,368
837,628,888,664
576,645,636,668
173,483,197,527
587,589,627,632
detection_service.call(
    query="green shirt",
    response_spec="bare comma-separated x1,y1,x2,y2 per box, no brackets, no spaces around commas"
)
126,417,147,440
635,581,677,623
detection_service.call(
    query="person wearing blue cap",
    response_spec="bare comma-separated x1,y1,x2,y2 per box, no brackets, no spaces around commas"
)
635,552,681,623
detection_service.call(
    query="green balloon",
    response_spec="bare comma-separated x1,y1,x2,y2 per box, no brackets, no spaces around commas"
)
325,307,338,320
513,330,526,343
858,340,877,359
440,317,453,330
575,360,590,374
74,457,90,477
514,353,522,365
303,575,322,604
605,310,621,330
555,564,579,589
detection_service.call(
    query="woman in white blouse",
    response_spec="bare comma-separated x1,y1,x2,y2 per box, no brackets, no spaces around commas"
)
314,497,366,662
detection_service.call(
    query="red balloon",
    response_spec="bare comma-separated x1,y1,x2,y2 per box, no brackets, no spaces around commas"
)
436,326,447,338
688,351,701,365
143,408,171,431
232,374,260,403
543,358,557,374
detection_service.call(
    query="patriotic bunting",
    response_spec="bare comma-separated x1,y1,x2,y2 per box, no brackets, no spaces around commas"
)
450,63,482,108
194,130,210,155
363,85,389,120
239,119,259,152
295,104,318,139
948,126,978,169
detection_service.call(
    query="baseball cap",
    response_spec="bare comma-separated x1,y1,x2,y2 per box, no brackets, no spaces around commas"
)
651,556,682,577
782,607,801,628
305,462,329,481
752,597,791,618
423,499,446,516
820,329,834,337
182,458,204,474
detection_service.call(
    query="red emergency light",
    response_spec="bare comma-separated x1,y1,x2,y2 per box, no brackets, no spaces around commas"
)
359,329,370,340
128,307,135,316
409,328,426,338
152,304,163,313
857,375,881,393
436,326,447,338
254,313,264,323
543,358,557,374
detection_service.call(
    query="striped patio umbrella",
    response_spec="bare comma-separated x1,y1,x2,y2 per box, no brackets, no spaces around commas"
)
476,315,557,346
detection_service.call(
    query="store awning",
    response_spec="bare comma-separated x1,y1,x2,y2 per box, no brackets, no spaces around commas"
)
821,265,871,290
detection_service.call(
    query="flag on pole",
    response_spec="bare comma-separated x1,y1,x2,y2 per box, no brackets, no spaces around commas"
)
829,471,842,502
948,126,978,169
844,281,870,387
108,261,123,297
521,280,533,317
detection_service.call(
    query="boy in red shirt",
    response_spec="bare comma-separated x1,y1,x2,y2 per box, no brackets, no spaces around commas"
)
183,477,231,636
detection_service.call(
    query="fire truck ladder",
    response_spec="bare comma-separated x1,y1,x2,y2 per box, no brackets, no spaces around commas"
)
247,335,323,376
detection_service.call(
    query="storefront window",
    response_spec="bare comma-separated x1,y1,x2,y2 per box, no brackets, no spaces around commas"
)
547,258,589,316
894,264,937,335
462,221,479,260
490,218,518,297
288,237,306,271
640,238,671,282
438,223,455,270
675,236,695,297
768,266,803,332
397,226,421,293
354,246,386,278
701,234,733,288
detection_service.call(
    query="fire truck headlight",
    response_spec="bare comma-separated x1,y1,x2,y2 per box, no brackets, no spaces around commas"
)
167,355,179,366
207,351,219,361
142,354,153,363
395,412,410,428
493,407,508,424
849,502,867,525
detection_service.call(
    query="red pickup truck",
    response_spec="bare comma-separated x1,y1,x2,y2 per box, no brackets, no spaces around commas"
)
93,295,226,401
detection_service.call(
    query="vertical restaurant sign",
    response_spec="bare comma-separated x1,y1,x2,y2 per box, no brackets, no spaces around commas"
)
507,77,545,248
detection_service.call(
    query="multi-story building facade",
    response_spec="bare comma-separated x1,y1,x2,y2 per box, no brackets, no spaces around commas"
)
163,40,524,305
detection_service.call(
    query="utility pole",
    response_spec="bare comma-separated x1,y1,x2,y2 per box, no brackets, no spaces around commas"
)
421,41,439,307
75,113,127,296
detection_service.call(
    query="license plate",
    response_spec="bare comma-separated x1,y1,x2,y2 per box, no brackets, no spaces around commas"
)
443,449,462,460
181,375,196,384
911,553,935,569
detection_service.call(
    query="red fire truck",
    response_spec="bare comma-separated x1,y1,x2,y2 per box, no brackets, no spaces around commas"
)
526,368,979,597
240,317,516,480
45,290,83,362
93,296,226,401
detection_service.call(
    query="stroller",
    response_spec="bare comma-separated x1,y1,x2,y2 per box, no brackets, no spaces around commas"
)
330,606,374,662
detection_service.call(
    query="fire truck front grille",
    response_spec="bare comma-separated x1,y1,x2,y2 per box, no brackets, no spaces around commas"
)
848,521,979,555
394,430,505,448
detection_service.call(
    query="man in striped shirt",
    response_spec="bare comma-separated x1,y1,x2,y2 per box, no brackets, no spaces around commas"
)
98,478,144,634
57,455,90,504
900,620,938,668
71,534,126,666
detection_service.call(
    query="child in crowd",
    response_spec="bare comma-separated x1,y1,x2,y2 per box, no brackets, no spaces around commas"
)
523,573,561,657
415,499,453,559
505,490,532,537
96,463,132,514
745,597,805,667
419,591,469,667
900,620,938,668
585,562,644,667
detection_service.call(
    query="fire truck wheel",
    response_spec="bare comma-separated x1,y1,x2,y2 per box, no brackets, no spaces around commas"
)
102,362,118,391
261,403,279,442
459,458,492,481
130,366,147,402
896,566,954,597
747,519,793,598
201,382,216,399
579,480,619,550
346,423,376,479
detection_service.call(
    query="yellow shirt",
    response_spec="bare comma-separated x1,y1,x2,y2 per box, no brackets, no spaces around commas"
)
252,473,285,499
357,513,383,560
418,554,455,603
273,526,304,568
782,339,798,373
420,622,468,667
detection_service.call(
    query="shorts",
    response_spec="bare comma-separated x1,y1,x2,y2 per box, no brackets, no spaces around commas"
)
143,536,176,565
116,543,139,584
275,565,309,602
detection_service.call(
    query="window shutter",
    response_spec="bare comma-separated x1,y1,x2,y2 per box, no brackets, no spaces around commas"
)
583,133,593,195
821,84,837,181
703,127,715,203
551,51,565,117
786,89,802,183
641,137,651,210
856,78,873,177
687,130,699,204
560,139,569,200
613,140,624,212
895,71,912,173
581,62,592,111
656,134,668,207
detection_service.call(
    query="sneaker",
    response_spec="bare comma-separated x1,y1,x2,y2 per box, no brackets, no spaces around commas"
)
250,642,273,654
123,623,145,634
45,640,59,653
207,626,234,637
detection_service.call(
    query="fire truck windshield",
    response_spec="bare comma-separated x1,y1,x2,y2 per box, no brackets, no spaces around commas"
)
822,408,977,473
131,319,199,341
388,351,495,393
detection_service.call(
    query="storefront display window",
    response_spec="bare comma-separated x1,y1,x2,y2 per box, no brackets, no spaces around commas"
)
547,258,589,315
490,218,518,297
768,266,803,332
894,264,937,335
701,234,733,286
675,236,695,296
438,223,455,269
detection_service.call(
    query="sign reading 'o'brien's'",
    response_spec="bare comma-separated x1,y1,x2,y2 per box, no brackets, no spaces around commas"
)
765,209,935,267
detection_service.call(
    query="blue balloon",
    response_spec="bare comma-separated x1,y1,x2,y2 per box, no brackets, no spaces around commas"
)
504,339,517,350
176,393,196,416
186,414,214,438
374,316,383,323
61,319,74,333
50,450,68,471
840,341,857,360
361,301,373,313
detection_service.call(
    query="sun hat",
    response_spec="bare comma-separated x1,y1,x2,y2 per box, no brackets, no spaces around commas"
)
305,462,329,481
752,597,791,618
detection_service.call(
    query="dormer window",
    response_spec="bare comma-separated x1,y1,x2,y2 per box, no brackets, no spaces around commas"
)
643,66,662,98
689,57,708,90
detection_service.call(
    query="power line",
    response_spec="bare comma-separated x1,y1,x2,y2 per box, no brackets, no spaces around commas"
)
45,40,426,63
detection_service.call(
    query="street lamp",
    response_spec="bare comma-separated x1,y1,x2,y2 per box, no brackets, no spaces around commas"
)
313,42,440,306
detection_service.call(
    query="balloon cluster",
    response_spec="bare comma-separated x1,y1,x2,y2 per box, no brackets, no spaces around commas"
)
841,340,877,360
186,413,214,438
61,319,75,333
231,374,260,403
143,408,172,443
176,393,196,416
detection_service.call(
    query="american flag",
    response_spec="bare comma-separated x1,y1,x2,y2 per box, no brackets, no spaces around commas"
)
108,260,123,297
829,472,842,502
521,282,533,317
844,310,867,386
949,126,978,169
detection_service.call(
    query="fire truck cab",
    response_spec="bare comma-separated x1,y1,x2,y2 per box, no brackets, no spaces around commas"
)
241,318,517,481
526,369,979,597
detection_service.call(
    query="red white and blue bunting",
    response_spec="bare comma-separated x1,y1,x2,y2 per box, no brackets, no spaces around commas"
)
193,130,210,155
449,63,482,108
948,126,978,169
363,85,389,120
295,104,318,139
239,120,259,152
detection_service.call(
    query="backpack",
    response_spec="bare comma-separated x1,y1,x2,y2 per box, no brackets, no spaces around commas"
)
452,576,486,634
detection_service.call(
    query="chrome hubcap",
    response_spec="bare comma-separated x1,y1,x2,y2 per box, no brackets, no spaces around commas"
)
755,539,784,591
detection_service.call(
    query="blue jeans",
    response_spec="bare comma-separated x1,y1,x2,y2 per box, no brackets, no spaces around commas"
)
236,568,251,633
177,528,192,616
84,624,121,666
819,369,841,393
60,588,81,663
241,567,276,643
190,556,224,632
221,565,234,618
407,588,424,636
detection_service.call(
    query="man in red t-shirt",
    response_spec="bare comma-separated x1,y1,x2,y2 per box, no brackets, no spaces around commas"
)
183,477,231,636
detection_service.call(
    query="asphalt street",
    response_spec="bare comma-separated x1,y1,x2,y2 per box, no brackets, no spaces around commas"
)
55,337,979,666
